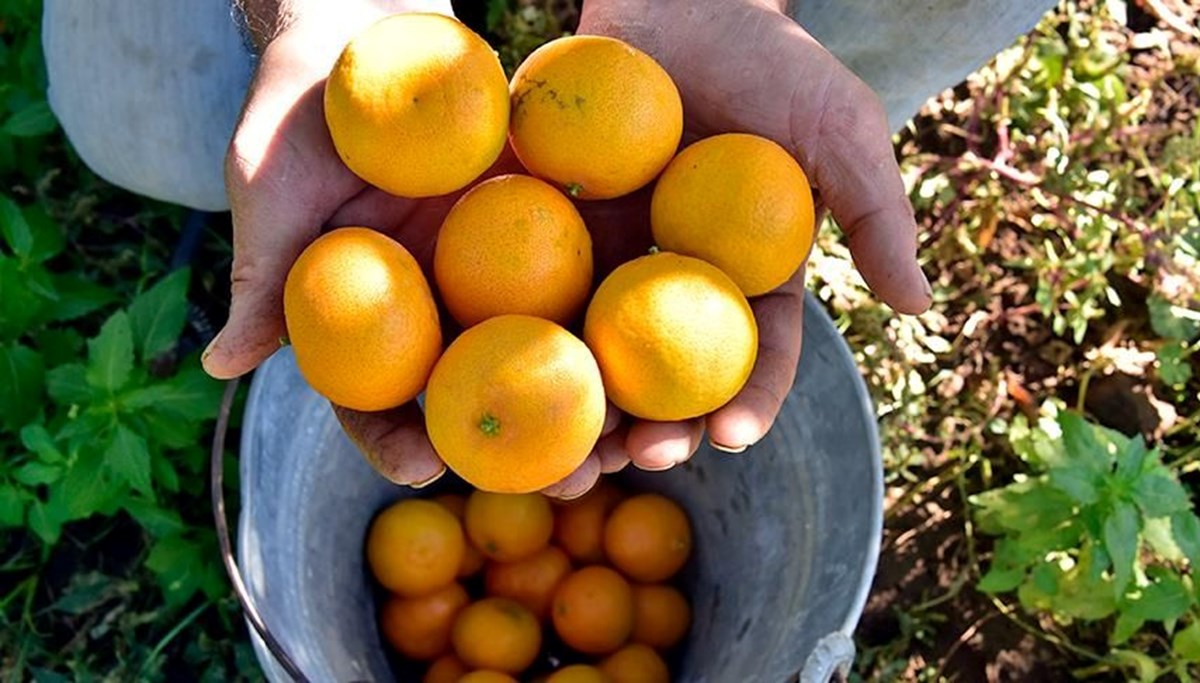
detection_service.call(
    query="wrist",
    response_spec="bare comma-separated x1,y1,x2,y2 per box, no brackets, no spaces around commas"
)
237,0,455,58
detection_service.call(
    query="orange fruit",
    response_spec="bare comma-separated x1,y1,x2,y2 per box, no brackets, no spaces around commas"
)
434,174,593,327
452,598,542,674
283,228,442,412
366,499,465,597
485,545,573,621
378,582,470,660
546,664,611,683
464,491,554,562
324,14,508,197
552,479,624,564
423,653,469,683
603,494,692,583
508,35,682,200
425,315,606,493
630,584,691,650
598,644,670,683
458,672,520,683
551,566,635,655
433,494,486,578
582,251,757,421
651,133,816,296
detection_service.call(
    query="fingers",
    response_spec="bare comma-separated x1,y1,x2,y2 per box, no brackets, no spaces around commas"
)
332,402,446,487
625,418,705,471
540,453,602,501
201,37,365,380
596,425,631,473
623,3,930,315
707,266,806,451
767,18,929,314
805,83,931,315
543,408,628,500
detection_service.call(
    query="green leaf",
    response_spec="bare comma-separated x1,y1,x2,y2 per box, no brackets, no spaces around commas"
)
1115,439,1149,483
153,453,180,493
1143,516,1184,562
46,363,92,405
1111,611,1145,645
141,409,202,450
14,461,62,486
1104,500,1140,598
86,310,133,393
106,422,152,499
3,100,56,137
146,534,208,607
1051,551,1118,620
972,477,1076,534
21,424,64,463
0,195,32,257
35,328,83,367
123,497,184,537
52,448,115,520
0,484,25,527
1171,511,1200,567
30,669,71,683
27,498,63,544
128,268,189,360
1049,464,1100,504
1108,649,1160,683
978,565,1026,594
1134,469,1191,518
1173,621,1200,662
50,572,127,616
0,342,44,430
22,205,64,264
1059,411,1113,473
124,362,223,421
48,274,117,322
1123,572,1192,621
1149,294,1200,342
1157,342,1193,386
0,257,46,337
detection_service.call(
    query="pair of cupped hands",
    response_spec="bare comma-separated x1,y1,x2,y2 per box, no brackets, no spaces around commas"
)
200,0,930,499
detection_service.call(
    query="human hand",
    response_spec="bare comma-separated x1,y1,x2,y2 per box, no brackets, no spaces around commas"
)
202,0,630,498
571,0,933,470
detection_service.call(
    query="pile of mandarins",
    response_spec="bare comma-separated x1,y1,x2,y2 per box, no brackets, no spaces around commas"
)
283,12,816,494
367,483,693,682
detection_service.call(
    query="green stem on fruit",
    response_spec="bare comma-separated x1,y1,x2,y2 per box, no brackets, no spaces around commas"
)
479,413,501,437
648,245,661,255
566,182,583,197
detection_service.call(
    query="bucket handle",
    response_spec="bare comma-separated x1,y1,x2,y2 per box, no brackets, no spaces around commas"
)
797,631,855,683
211,378,313,683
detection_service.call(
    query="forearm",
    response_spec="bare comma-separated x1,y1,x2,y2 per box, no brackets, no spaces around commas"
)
234,0,454,54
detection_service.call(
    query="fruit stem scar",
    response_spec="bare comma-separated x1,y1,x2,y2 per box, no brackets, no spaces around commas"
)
566,183,583,197
479,412,501,437
648,245,660,255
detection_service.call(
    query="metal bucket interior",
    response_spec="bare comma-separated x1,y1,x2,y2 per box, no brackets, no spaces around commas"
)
236,293,881,683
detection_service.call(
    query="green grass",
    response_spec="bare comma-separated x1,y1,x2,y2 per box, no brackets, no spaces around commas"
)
1,0,1198,681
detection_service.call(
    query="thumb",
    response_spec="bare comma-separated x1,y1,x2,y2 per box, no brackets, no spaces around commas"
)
201,36,363,379
770,18,931,314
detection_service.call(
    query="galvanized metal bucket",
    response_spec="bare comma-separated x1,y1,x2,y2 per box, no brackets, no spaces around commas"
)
229,292,881,682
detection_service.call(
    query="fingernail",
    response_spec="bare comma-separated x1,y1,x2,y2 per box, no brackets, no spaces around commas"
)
634,460,676,472
201,328,224,363
554,487,590,502
409,466,447,489
709,439,748,454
